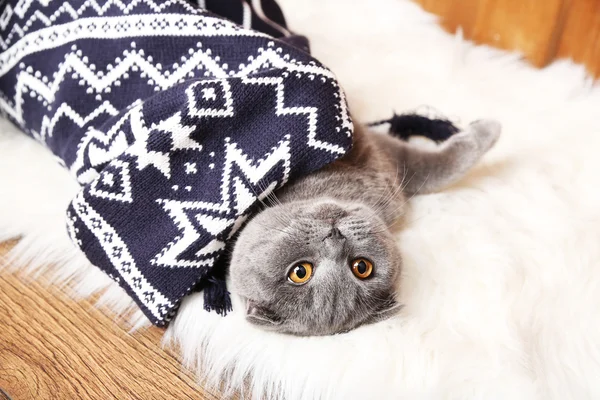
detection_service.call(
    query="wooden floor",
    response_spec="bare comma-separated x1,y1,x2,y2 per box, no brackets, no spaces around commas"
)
414,0,600,77
0,242,220,400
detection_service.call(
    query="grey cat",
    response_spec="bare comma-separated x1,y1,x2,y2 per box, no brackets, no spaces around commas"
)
229,119,501,336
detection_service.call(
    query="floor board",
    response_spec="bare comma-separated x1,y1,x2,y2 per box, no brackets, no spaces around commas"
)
0,242,220,400
414,0,600,77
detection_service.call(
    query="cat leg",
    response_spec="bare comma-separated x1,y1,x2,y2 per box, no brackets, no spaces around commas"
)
372,119,501,194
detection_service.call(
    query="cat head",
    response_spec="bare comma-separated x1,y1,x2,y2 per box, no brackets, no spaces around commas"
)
229,197,401,336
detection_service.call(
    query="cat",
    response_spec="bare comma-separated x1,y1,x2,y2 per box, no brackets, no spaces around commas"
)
229,119,501,336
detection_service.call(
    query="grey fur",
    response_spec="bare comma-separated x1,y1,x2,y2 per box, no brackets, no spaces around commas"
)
229,119,501,336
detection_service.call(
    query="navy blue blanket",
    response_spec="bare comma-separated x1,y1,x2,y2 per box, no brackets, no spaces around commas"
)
0,0,352,325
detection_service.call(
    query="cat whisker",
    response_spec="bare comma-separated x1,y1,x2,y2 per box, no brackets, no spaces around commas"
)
367,162,401,214
381,171,432,232
371,170,411,221
252,218,296,237
375,167,412,212
363,165,413,225
251,178,297,227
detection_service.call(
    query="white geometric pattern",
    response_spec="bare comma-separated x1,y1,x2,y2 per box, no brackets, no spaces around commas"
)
0,0,353,324
242,73,349,154
186,79,234,118
0,13,260,76
71,192,172,320
126,109,203,179
88,159,133,203
40,101,119,141
63,48,347,183
152,138,291,269
0,1,199,50
69,102,141,184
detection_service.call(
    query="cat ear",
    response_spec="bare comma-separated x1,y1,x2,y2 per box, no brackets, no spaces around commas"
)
246,300,282,326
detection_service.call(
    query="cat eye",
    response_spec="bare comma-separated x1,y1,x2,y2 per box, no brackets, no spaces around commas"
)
351,258,373,279
288,262,313,284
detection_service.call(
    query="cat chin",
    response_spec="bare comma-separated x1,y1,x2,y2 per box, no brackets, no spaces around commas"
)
236,283,402,335
243,299,403,337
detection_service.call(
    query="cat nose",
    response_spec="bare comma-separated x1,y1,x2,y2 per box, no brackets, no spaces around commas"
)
324,227,344,241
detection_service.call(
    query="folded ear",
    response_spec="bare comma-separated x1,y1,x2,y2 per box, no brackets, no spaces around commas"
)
246,300,283,327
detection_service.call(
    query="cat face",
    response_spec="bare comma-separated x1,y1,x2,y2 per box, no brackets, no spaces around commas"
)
229,198,401,336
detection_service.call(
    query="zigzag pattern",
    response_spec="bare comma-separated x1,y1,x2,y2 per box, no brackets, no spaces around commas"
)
70,102,141,184
7,44,230,122
242,74,347,155
0,13,262,76
8,43,350,158
7,42,342,113
40,101,119,141
13,0,49,18
152,138,290,268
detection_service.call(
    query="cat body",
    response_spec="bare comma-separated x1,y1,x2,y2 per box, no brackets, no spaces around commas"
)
229,120,501,336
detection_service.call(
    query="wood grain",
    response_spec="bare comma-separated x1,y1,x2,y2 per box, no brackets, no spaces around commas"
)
414,0,600,77
0,241,222,400
556,0,600,77
416,0,566,66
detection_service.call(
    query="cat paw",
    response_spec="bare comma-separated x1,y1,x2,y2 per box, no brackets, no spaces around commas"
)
466,119,501,153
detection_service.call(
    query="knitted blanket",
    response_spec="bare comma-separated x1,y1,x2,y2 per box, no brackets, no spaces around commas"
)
0,0,352,325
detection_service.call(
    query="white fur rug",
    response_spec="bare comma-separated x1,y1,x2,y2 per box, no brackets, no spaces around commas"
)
2,0,600,398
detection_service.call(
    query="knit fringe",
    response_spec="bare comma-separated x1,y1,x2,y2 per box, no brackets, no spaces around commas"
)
369,112,460,143
203,275,233,316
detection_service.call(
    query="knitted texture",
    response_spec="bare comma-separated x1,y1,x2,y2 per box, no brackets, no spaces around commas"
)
0,0,352,325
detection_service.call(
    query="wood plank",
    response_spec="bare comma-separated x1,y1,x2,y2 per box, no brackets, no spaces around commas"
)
0,241,222,400
414,0,600,77
556,0,600,77
415,0,566,67
416,0,482,38
472,0,566,66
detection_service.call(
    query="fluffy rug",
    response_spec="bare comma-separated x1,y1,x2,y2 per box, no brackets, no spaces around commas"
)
2,0,600,398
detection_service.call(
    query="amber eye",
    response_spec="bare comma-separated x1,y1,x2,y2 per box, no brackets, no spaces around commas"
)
288,262,313,284
351,258,373,279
